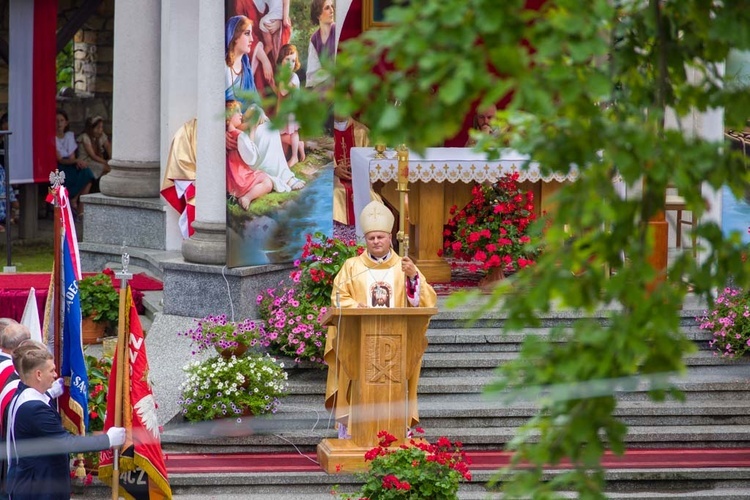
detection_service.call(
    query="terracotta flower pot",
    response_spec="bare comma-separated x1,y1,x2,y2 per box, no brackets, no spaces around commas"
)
479,267,505,290
81,317,105,344
215,344,248,359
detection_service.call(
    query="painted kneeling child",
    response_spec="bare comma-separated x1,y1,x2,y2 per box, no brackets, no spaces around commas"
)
226,100,274,210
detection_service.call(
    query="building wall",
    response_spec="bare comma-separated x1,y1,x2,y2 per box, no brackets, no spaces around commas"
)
0,0,115,137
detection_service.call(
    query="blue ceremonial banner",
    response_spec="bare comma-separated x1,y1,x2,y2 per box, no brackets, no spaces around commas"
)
60,208,89,435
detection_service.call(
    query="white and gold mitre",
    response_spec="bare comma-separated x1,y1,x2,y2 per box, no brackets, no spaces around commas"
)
360,201,394,234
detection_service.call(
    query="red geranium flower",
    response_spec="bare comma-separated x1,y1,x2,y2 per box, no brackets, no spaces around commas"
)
440,173,540,273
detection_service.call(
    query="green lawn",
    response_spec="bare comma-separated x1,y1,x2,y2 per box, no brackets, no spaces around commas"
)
0,242,54,272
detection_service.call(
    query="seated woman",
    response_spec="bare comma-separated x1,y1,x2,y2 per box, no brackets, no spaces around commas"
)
77,115,112,179
55,109,94,217
225,16,305,191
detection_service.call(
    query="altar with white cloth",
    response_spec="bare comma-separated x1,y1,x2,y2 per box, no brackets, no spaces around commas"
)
350,147,578,282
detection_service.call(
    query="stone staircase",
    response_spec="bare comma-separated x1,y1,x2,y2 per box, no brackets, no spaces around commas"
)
145,296,750,498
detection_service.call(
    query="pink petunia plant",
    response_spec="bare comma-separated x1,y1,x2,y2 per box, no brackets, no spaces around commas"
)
698,286,750,358
257,232,363,365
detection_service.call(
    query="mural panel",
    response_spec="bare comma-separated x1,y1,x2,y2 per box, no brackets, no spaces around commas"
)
721,133,750,244
225,0,335,267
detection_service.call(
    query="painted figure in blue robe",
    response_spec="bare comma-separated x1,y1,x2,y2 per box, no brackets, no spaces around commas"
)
225,15,276,107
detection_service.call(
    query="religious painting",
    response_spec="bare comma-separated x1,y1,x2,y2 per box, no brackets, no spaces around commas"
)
720,55,750,245
224,0,336,267
369,281,393,308
721,131,750,244
361,0,410,31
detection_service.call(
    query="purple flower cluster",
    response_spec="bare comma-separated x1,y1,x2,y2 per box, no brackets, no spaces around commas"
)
698,287,750,358
177,314,270,355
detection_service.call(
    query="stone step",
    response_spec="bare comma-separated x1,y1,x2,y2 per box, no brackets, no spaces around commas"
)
164,398,750,434
418,350,737,376
284,366,750,400
79,470,750,499
141,290,163,322
161,422,750,454
421,425,750,449
427,304,707,329
418,399,750,428
166,395,750,425
423,326,711,353
76,476,748,500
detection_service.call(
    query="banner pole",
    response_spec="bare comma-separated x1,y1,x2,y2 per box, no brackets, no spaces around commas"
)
111,245,132,500
48,171,64,370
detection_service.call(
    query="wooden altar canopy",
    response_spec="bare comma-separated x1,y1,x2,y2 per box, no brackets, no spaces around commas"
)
351,147,576,282
317,306,438,473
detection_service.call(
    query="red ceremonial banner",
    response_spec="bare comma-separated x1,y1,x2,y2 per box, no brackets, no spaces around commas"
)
98,287,172,499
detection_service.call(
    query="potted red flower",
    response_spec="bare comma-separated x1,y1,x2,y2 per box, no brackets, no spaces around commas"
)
84,353,111,432
442,173,539,282
340,428,471,499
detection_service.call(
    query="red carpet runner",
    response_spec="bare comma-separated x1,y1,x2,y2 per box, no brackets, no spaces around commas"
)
164,448,750,474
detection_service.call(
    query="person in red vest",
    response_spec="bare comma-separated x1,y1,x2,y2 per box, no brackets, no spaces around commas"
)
0,321,28,500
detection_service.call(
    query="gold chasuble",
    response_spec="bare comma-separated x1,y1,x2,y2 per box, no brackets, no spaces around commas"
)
325,252,437,430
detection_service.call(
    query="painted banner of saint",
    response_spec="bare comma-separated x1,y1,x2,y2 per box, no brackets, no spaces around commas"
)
224,0,336,267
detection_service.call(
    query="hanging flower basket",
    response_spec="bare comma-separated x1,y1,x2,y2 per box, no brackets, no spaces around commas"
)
177,315,268,356
177,354,288,422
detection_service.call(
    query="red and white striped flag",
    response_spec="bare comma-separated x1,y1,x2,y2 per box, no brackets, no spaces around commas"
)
8,0,58,183
161,118,197,238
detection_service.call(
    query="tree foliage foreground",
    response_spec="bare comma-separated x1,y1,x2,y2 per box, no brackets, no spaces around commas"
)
285,0,750,497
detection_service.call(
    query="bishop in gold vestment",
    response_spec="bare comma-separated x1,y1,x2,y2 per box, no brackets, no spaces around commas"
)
325,201,437,437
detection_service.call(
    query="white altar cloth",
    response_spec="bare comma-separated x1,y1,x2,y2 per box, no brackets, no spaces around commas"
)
350,147,579,238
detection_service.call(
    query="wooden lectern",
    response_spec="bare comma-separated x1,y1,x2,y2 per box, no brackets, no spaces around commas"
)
317,307,438,473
